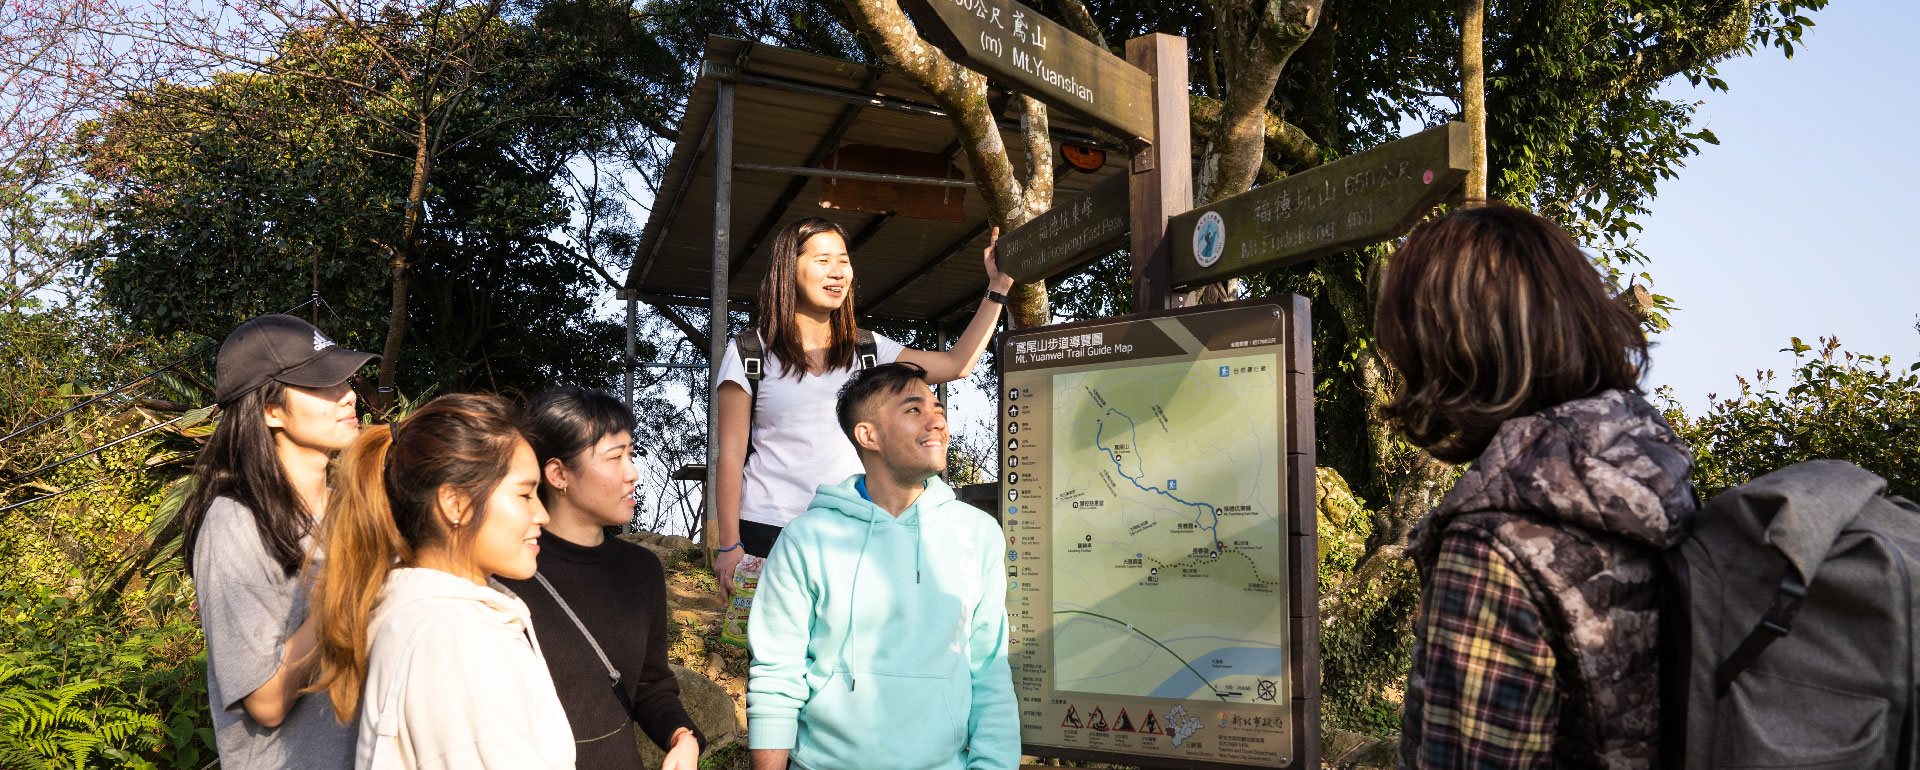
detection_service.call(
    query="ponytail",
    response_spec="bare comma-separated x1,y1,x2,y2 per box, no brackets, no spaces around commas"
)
310,426,406,718
306,393,525,721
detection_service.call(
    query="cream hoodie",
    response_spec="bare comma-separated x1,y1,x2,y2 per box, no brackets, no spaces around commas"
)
356,567,575,769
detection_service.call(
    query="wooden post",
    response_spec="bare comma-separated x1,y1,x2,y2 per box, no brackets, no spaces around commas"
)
1125,34,1191,313
704,78,734,556
1459,0,1487,205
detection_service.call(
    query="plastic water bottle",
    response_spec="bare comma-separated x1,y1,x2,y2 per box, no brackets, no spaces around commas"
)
719,554,765,649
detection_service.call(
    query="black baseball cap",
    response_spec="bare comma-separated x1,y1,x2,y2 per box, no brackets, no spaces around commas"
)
214,315,380,405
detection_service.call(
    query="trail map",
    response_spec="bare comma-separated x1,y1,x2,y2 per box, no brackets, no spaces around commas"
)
1000,301,1300,768
1049,356,1285,704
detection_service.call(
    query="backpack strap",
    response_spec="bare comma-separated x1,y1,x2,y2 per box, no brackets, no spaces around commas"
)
736,330,766,386
734,331,766,458
1712,571,1808,696
855,329,878,370
733,329,877,457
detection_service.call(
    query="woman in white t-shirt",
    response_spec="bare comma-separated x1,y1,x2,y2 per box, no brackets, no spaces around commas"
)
712,216,1012,593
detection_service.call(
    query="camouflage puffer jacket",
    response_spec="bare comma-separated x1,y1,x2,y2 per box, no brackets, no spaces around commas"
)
1406,389,1697,770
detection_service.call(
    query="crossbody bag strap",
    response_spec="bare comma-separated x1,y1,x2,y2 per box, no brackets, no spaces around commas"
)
533,572,620,682
532,571,640,730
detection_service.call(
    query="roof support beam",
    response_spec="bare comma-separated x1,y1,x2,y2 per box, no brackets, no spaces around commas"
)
727,70,883,279
847,212,895,250
637,292,754,313
704,76,735,557
860,221,991,315
733,163,974,187
735,70,1120,152
637,295,711,353
934,289,985,326
627,112,715,290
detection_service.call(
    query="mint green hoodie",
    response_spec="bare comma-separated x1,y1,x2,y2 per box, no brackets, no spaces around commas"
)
747,475,1017,770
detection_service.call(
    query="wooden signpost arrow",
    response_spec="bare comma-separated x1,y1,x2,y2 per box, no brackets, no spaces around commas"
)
897,0,1155,143
995,173,1129,283
1169,122,1469,287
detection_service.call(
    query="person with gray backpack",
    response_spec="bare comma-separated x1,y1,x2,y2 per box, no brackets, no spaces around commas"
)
1377,204,1920,770
1375,205,1697,769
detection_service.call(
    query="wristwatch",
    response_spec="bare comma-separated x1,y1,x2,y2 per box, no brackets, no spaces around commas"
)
985,288,1009,305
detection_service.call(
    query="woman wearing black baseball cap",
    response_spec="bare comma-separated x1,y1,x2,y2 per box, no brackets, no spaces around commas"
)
181,314,376,768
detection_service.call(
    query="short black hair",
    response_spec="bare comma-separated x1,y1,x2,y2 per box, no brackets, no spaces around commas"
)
835,362,931,447
522,386,636,502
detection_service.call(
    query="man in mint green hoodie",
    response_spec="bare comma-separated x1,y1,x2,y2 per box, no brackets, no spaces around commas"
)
747,362,1018,770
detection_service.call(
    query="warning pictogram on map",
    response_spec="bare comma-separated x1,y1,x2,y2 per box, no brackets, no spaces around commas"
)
1088,706,1109,732
1112,708,1136,732
1140,710,1162,736
1061,705,1082,729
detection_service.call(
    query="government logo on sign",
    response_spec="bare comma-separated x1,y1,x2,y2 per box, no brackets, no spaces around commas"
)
1192,211,1225,268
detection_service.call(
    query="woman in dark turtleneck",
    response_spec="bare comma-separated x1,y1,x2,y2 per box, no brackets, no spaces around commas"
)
499,387,703,769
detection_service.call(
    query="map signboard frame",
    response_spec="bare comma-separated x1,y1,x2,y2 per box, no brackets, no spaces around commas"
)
999,297,1319,769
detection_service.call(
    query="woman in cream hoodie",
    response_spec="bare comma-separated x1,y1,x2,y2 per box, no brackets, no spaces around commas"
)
310,394,575,769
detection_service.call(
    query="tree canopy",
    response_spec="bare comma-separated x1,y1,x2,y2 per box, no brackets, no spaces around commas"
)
78,0,686,397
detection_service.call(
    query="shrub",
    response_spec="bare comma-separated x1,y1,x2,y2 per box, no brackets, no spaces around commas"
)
0,584,213,769
1662,336,1920,499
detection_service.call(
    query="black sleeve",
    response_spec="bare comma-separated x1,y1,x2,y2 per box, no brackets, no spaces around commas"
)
630,550,706,752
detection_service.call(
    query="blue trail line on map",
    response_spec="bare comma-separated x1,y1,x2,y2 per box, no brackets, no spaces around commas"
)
1094,408,1221,553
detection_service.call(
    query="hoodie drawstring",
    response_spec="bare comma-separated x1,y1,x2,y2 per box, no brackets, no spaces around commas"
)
838,514,878,692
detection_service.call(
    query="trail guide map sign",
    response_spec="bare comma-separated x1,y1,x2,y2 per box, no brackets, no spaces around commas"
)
1001,300,1311,768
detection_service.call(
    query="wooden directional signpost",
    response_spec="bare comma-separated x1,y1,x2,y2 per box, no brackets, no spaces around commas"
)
896,0,1154,142
995,173,1129,283
1171,122,1470,287
894,3,1471,770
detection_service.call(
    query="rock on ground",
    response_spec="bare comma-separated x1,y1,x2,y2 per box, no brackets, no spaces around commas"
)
636,663,743,766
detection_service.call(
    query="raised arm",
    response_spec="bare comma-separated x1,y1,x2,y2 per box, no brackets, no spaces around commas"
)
898,227,1016,384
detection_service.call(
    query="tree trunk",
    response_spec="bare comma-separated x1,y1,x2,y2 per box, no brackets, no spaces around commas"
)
838,0,1055,329
1184,0,1322,307
1459,0,1487,205
379,116,433,400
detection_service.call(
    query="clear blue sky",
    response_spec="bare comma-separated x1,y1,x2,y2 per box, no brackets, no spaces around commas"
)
1636,0,1920,412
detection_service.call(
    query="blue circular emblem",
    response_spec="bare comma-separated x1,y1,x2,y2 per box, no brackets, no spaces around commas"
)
1193,211,1226,268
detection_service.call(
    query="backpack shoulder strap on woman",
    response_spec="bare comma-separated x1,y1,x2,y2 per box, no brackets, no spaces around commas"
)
730,330,880,452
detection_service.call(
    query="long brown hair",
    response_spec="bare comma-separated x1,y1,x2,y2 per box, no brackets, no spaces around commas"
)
1374,204,1648,463
309,393,526,718
755,216,860,379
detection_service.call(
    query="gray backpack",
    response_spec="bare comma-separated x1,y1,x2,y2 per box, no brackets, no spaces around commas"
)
1664,460,1920,769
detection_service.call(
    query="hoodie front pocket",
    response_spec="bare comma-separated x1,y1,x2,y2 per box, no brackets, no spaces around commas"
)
798,669,964,770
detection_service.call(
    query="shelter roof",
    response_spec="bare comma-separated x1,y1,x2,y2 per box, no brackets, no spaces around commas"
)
626,36,1129,325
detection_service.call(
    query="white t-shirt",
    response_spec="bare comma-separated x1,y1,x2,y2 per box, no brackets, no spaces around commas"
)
715,332,905,527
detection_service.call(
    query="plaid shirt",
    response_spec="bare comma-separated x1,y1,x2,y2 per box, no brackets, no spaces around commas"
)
1400,527,1559,770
